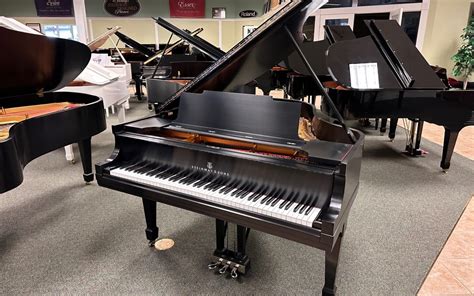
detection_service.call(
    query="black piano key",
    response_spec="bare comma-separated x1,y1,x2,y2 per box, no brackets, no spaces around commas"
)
125,161,146,171
204,175,223,190
169,169,190,182
223,180,241,194
248,185,265,200
251,185,268,202
175,170,194,183
231,181,248,196
181,171,201,184
284,192,299,210
193,173,212,187
146,164,167,176
195,174,215,188
238,183,256,198
260,187,277,204
279,191,294,209
294,193,309,213
271,189,286,207
209,176,227,190
219,179,238,193
304,194,320,215
265,188,282,205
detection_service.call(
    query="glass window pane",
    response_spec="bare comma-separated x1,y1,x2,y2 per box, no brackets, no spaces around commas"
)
358,0,421,6
325,18,350,26
401,11,421,44
322,0,352,8
303,16,315,41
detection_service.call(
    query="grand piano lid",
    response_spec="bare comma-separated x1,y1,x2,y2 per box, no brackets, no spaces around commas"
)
157,0,327,113
324,25,356,43
114,31,157,58
326,20,445,90
153,17,226,61
0,26,91,100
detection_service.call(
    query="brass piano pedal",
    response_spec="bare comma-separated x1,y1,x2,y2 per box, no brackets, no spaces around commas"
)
218,263,230,274
230,266,239,279
208,258,223,270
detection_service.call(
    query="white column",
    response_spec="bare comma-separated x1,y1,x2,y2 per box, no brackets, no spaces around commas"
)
73,0,89,43
218,20,223,49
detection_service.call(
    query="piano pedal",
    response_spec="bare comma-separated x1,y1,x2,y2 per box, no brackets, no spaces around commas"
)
210,249,250,279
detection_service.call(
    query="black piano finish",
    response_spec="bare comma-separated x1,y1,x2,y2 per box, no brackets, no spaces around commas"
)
96,1,363,294
324,20,473,170
0,27,106,193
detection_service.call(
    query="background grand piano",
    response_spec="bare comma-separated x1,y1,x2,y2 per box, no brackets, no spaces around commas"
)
0,27,106,194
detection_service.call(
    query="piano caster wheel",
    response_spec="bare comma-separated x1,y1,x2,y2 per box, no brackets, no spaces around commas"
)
83,173,94,183
218,264,229,274
148,240,157,247
230,267,239,279
70,159,76,164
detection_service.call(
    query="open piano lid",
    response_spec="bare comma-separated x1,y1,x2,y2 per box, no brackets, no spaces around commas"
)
157,0,326,113
114,31,157,58
326,20,446,90
0,26,91,100
153,17,226,61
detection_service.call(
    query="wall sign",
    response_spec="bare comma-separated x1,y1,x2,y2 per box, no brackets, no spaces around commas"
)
239,10,258,18
170,0,205,18
104,0,141,17
34,0,73,17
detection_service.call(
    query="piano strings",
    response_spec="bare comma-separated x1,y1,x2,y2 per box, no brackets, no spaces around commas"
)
0,102,79,140
153,128,310,160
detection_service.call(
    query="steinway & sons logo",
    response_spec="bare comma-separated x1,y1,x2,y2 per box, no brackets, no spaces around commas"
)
104,0,141,17
192,162,229,177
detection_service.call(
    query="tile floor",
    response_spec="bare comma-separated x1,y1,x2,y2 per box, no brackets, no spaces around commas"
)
418,123,473,296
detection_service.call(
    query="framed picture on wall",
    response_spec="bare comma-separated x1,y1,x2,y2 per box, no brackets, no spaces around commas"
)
242,25,258,38
26,23,42,33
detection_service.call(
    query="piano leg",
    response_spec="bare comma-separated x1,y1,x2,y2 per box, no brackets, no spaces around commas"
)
380,118,388,134
216,219,227,251
78,138,93,183
322,231,343,296
441,128,460,171
142,198,159,246
389,118,398,140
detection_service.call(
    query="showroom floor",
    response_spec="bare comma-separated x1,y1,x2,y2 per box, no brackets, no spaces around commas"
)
418,123,474,296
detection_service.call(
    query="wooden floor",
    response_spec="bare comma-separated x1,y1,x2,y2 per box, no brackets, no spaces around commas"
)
418,123,474,296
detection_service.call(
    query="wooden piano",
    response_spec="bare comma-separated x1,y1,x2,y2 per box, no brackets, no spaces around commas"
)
96,1,364,295
0,27,106,193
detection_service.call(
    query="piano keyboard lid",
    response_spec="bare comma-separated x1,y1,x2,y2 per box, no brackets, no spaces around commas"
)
0,26,91,100
326,20,446,91
156,0,327,114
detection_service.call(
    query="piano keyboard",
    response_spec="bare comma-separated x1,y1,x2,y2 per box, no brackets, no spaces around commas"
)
109,161,322,228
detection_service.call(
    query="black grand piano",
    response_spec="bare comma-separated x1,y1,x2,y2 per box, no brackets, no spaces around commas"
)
0,27,106,194
96,1,364,295
323,20,474,170
113,26,222,102
146,18,226,107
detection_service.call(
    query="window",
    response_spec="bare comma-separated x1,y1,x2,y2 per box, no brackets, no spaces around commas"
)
358,0,422,6
325,18,350,26
322,0,352,9
43,24,78,40
401,11,421,44
303,16,315,41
